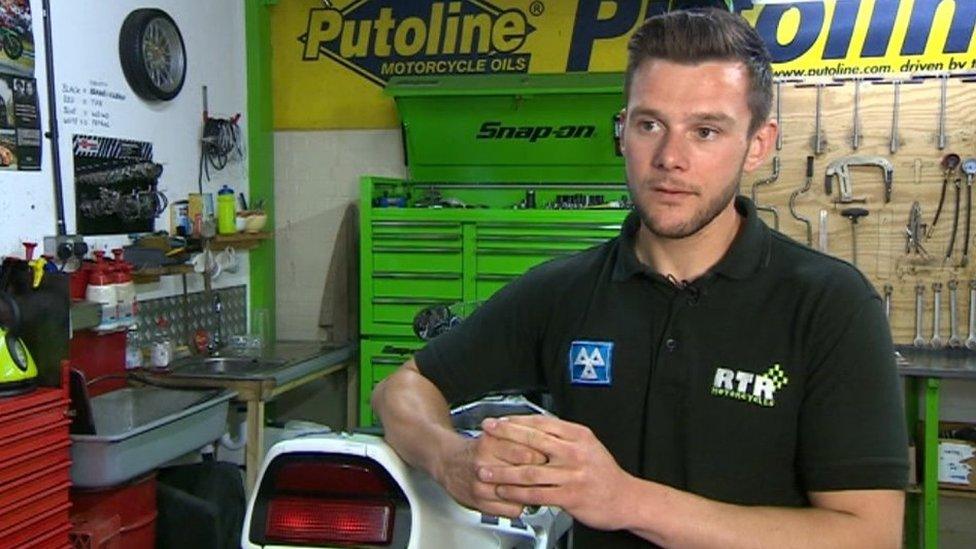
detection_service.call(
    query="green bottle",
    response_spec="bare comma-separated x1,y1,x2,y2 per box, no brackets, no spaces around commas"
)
217,185,237,234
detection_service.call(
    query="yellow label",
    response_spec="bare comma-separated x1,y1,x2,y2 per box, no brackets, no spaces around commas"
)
272,0,976,129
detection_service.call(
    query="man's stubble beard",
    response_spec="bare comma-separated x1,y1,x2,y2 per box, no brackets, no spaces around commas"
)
632,154,746,240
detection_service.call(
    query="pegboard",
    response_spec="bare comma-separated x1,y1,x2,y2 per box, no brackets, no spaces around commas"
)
753,74,976,346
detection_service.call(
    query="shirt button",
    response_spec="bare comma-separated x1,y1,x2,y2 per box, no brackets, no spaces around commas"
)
665,338,678,352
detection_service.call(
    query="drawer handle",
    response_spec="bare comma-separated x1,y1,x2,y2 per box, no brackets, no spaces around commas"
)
478,222,622,231
373,297,457,305
373,221,461,229
476,274,517,281
374,233,461,241
373,357,406,366
373,246,460,254
373,272,461,280
478,235,607,244
381,345,418,355
476,248,574,256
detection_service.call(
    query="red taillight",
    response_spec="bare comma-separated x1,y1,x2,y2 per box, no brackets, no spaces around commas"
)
274,460,391,496
266,496,394,545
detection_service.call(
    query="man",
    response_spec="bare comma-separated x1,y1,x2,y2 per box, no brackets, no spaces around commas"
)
373,9,907,548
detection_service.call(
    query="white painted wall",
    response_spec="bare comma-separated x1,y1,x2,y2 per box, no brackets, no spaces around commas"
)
0,0,250,298
274,129,406,340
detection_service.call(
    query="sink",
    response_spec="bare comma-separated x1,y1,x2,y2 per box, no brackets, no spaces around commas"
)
70,386,235,488
166,355,288,379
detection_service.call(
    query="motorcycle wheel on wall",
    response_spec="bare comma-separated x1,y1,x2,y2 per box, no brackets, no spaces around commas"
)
2,32,23,60
119,8,186,102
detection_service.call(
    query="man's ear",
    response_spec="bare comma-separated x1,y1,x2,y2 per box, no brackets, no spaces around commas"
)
742,119,778,174
616,108,627,153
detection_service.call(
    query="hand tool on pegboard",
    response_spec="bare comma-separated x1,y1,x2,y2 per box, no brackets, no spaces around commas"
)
929,153,960,238
751,156,780,230
913,283,926,348
825,156,893,204
840,207,869,268
871,78,922,154
773,77,801,151
931,282,944,349
788,156,814,246
832,76,882,151
795,81,842,156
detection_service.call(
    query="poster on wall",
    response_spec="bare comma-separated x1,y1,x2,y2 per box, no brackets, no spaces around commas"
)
0,0,35,76
272,0,976,129
0,72,38,170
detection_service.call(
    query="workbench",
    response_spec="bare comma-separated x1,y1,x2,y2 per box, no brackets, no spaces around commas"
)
135,340,357,492
896,347,976,549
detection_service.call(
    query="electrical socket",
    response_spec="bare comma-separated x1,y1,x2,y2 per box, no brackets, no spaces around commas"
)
43,235,89,261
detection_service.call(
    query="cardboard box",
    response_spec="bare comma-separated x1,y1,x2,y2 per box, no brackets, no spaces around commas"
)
936,422,976,491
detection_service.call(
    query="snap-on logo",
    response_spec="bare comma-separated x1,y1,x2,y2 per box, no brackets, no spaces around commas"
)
476,121,596,142
299,1,535,86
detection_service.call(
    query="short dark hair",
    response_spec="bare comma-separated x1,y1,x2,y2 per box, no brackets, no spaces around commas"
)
625,9,773,135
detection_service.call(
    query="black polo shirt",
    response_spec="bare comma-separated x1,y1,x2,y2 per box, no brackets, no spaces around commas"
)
415,196,908,548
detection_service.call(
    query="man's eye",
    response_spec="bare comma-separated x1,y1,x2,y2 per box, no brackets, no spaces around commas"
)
697,128,718,139
638,120,657,132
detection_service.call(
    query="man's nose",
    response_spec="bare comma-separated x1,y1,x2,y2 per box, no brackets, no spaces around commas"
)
653,130,689,172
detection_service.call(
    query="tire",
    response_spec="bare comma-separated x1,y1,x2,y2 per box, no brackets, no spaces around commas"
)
3,33,23,60
119,8,186,101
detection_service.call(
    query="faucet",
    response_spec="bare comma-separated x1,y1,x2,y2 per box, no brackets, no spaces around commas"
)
208,293,223,355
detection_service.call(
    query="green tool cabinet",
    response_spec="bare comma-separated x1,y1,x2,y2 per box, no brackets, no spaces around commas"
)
359,188,629,425
359,73,629,425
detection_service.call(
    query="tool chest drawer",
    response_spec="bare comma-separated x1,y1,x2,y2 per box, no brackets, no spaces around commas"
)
371,221,463,273
360,339,424,426
475,221,621,280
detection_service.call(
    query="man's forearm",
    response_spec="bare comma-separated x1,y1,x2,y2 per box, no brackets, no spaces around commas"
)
620,477,903,549
371,361,466,481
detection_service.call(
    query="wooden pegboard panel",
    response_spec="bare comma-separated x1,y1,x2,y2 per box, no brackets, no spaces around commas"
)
748,74,976,346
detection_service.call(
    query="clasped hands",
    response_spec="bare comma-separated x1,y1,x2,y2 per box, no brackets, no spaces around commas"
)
439,414,633,531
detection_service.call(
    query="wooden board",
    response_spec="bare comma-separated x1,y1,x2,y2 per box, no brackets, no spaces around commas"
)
753,76,976,346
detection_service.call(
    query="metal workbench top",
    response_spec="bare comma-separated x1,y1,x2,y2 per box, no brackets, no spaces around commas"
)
895,346,976,380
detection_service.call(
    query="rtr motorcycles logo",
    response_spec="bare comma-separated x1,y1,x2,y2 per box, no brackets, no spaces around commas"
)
299,1,537,86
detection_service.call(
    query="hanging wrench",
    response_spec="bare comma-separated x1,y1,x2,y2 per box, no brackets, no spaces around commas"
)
966,280,976,350
914,283,926,348
751,156,780,230
948,280,962,348
883,283,893,322
773,77,801,151
796,81,842,156
789,156,814,246
931,282,944,349
834,76,881,150
818,209,829,253
872,78,922,154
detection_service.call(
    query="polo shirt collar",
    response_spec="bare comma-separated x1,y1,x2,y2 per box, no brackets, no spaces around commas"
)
611,195,771,282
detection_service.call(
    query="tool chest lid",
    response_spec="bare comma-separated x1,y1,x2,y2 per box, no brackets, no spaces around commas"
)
384,73,626,183
385,72,624,97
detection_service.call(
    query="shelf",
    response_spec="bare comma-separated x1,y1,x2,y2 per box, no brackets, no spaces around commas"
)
907,485,976,500
211,231,271,250
132,263,195,284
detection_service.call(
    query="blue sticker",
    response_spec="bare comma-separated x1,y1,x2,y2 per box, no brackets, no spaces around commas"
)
569,340,613,385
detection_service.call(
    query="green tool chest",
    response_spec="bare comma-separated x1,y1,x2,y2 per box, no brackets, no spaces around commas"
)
359,73,629,425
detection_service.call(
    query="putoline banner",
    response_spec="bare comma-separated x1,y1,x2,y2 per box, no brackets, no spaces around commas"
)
271,0,976,129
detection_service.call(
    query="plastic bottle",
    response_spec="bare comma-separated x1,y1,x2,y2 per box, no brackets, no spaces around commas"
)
112,248,136,327
86,250,118,330
217,184,237,235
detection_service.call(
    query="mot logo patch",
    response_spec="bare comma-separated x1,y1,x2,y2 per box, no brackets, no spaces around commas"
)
569,340,613,386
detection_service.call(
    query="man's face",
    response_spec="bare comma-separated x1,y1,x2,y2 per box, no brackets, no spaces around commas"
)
621,59,771,239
